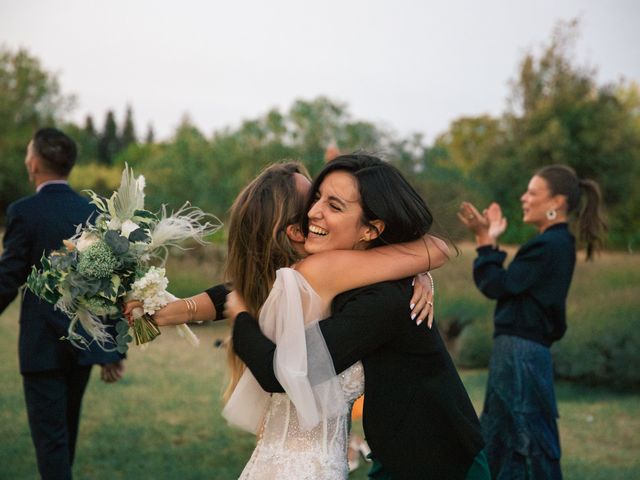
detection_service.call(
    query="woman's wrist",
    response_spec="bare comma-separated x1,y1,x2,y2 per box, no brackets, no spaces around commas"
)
475,231,496,248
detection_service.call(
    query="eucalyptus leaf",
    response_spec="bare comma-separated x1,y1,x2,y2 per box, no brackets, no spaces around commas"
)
116,319,130,334
104,230,129,255
128,228,150,243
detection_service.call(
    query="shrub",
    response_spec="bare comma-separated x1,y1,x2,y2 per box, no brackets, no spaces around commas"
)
456,318,493,368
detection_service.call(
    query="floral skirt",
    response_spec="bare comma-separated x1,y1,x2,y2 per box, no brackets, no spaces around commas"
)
481,335,562,480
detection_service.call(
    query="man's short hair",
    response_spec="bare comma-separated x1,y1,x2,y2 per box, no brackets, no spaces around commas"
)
32,128,77,176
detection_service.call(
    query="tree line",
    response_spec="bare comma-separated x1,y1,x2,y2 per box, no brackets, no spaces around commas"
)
1,20,639,250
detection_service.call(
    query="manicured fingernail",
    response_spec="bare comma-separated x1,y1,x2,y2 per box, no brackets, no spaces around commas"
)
411,278,415,286
417,318,423,325
411,313,416,321
410,303,415,310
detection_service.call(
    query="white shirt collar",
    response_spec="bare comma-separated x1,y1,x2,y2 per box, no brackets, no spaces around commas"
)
36,180,69,193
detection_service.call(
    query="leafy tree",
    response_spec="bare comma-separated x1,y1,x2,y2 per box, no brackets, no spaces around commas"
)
437,19,640,246
64,114,99,163
0,47,74,219
433,116,502,175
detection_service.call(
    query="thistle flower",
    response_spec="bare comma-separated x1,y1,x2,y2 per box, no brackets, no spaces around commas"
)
77,241,118,278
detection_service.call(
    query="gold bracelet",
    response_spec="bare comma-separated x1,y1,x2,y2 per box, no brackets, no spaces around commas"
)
182,297,198,322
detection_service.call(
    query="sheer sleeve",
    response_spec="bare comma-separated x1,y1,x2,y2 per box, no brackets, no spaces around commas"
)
223,268,346,433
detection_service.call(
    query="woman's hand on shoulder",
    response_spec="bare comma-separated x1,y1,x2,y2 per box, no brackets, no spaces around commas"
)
410,273,435,328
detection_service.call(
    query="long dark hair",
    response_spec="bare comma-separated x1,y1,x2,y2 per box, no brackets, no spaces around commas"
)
536,164,607,260
303,153,434,248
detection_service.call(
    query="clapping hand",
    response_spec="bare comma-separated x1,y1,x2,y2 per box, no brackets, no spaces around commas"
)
457,202,489,233
486,202,507,241
459,201,508,246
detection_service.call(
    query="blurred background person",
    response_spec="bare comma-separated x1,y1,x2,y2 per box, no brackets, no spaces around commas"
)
459,164,606,479
0,128,124,480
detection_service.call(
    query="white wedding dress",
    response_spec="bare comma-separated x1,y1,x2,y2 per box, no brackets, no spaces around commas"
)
224,268,365,480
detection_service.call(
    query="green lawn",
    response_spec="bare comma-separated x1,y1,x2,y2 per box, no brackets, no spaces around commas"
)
1,304,639,479
1,245,639,479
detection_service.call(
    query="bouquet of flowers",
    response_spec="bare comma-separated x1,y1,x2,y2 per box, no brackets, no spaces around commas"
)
26,164,221,353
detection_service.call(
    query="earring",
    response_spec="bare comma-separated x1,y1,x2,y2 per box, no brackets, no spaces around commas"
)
546,209,557,220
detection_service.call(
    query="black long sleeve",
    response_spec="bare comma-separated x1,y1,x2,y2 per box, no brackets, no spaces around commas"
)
233,280,408,393
204,284,228,321
473,223,576,346
233,312,285,392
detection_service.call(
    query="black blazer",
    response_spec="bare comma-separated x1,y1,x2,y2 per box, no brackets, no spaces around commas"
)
234,278,484,479
0,183,121,373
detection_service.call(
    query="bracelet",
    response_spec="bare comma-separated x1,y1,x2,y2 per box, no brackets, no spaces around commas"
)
425,272,435,306
425,271,434,293
182,297,198,322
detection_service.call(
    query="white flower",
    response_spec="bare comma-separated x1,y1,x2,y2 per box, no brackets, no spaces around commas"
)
107,217,122,231
76,232,100,252
120,219,140,238
129,267,173,315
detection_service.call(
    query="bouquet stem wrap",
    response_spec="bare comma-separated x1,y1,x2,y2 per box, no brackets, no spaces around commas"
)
130,307,162,345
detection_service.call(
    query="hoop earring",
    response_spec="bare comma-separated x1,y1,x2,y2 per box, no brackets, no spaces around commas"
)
546,209,557,220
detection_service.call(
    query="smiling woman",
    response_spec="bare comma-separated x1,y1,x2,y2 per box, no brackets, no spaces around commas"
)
231,154,492,479
305,170,381,253
459,164,607,479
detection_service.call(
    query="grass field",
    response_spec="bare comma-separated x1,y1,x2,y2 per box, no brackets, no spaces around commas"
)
1,246,639,479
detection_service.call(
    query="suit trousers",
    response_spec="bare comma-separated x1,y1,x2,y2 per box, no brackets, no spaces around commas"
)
22,364,92,480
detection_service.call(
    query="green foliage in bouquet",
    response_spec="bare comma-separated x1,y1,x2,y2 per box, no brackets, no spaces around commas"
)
26,164,221,353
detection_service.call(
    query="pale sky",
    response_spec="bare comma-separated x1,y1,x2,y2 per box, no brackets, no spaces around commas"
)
2,0,639,142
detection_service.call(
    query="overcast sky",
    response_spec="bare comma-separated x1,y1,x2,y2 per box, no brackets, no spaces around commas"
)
2,0,639,143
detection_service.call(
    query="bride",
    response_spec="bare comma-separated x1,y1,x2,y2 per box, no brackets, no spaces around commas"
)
222,156,445,479
128,159,446,478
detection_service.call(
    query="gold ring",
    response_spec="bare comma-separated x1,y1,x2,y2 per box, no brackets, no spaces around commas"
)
467,215,474,220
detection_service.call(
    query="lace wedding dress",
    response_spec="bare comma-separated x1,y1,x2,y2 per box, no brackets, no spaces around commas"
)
224,268,365,480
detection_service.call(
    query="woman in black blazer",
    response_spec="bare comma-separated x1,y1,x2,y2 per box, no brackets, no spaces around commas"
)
459,164,606,479
230,154,491,479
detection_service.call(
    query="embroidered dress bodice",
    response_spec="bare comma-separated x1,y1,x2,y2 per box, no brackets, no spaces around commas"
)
236,269,365,479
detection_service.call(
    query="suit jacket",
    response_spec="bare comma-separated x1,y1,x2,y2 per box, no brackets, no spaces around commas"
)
233,278,485,479
0,183,121,374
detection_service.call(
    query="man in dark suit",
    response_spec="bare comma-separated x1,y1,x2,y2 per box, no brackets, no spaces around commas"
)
0,128,124,480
